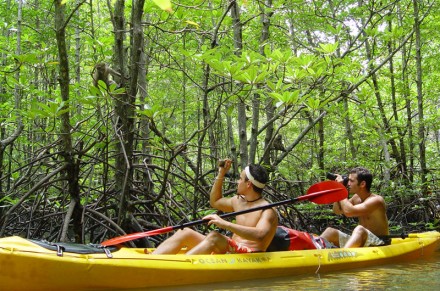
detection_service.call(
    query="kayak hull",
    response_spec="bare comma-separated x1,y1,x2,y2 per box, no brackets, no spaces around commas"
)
1,231,439,290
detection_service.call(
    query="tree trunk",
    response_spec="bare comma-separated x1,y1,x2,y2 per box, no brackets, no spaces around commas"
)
74,0,81,115
54,0,82,242
360,11,401,170
230,0,247,168
138,19,153,197
0,0,24,217
251,0,273,166
413,0,427,195
397,5,415,183
318,109,325,176
343,91,356,159
387,15,408,181
109,0,132,229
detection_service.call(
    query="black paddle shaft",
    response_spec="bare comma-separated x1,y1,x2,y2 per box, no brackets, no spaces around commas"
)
169,187,345,232
170,197,297,232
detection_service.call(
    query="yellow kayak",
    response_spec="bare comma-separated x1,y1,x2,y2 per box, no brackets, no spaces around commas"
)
0,231,439,290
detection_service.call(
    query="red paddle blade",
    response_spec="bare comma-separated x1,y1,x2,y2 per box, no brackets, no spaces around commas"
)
101,226,174,247
304,181,348,204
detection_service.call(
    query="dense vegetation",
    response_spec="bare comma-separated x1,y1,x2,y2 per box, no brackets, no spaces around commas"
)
0,0,438,246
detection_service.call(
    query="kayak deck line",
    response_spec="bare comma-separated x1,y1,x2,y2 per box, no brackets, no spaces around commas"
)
0,232,439,290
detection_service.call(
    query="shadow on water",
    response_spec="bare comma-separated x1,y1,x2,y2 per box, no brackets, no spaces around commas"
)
124,251,440,291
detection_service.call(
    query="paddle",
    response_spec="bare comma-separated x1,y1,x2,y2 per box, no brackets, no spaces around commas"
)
378,231,439,239
378,233,408,240
100,180,347,247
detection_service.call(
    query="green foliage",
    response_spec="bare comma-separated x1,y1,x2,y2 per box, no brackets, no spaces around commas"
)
151,0,173,12
30,98,69,119
137,103,168,119
0,0,439,241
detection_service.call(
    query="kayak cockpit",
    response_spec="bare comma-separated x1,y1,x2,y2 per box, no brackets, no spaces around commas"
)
29,239,117,258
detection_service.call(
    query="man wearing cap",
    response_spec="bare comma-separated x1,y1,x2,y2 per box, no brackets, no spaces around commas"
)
152,159,278,254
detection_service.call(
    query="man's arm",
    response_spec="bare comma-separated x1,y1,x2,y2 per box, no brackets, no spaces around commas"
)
338,196,382,217
332,201,343,215
203,208,278,241
210,159,233,212
332,174,346,215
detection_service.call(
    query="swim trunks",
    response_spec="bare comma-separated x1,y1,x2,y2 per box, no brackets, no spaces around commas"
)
338,229,389,247
227,238,259,253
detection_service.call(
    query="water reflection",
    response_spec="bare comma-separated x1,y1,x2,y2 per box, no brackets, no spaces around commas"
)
143,251,440,291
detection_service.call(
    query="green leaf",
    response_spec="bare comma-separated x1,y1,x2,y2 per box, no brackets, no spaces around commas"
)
82,95,99,106
0,193,17,205
254,71,270,83
185,20,199,29
307,97,320,110
89,86,101,97
151,0,173,12
13,53,39,64
266,80,276,91
110,86,126,94
136,103,164,119
317,42,339,54
269,90,300,105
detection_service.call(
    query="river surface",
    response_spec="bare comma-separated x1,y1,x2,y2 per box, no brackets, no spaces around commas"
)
148,251,440,291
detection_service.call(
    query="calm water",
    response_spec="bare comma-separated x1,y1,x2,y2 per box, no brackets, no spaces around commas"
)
147,251,440,291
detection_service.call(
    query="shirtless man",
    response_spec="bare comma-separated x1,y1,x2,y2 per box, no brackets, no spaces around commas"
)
320,167,389,248
152,159,278,254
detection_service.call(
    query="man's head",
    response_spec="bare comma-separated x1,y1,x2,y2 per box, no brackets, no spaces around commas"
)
349,167,373,192
238,164,268,194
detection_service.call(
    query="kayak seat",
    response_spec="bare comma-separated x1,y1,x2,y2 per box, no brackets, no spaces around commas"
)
29,239,118,258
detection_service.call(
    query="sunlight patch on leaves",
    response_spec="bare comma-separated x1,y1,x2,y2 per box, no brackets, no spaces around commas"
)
151,0,173,12
316,42,339,54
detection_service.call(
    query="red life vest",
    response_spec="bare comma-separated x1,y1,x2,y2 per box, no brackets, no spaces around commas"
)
267,226,330,251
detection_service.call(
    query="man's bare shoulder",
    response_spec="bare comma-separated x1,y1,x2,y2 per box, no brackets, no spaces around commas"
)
363,194,387,212
369,193,386,203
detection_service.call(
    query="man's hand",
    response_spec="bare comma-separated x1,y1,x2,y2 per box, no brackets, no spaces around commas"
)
203,214,229,230
218,159,232,177
335,174,344,183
